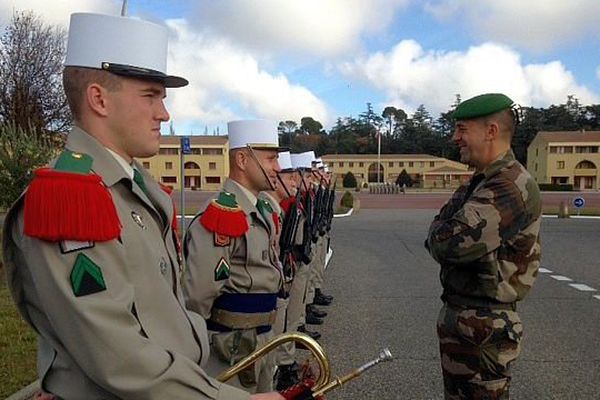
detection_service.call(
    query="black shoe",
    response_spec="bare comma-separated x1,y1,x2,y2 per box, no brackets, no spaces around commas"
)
305,313,324,325
275,362,300,391
297,324,321,341
315,288,334,302
306,304,327,318
313,293,332,306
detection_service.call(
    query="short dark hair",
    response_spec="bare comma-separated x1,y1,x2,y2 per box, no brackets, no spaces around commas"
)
482,108,515,140
62,67,122,120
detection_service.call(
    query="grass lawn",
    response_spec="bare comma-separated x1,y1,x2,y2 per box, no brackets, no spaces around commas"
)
0,232,38,398
542,205,600,216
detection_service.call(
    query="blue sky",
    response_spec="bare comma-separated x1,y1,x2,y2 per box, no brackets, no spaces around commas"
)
2,0,599,135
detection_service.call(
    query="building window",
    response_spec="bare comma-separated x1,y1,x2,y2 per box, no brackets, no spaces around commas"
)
576,146,599,154
184,161,200,169
399,162,404,167
535,148,538,157
204,148,223,155
190,148,201,155
419,161,424,167
535,163,538,171
159,147,179,155
359,162,364,167
165,162,173,170
209,162,217,170
162,176,177,183
389,162,394,167
339,162,344,167
206,176,221,184
557,161,565,169
575,160,596,169
142,162,150,169
408,162,414,168
349,162,354,167
430,161,435,167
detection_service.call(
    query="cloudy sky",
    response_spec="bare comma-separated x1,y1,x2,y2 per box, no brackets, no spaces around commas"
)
2,0,600,134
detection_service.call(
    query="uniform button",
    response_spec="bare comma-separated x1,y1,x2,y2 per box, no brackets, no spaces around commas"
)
160,258,168,275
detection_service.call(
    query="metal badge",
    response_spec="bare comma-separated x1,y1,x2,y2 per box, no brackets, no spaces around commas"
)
131,211,146,229
159,258,168,275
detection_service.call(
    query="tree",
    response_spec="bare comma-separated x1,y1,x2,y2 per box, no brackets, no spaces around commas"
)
0,122,58,209
0,11,71,133
395,169,413,187
299,117,323,135
278,120,298,148
342,171,357,188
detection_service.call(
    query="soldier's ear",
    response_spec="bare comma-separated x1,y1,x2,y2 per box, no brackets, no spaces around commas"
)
86,83,110,118
485,121,499,141
235,149,249,171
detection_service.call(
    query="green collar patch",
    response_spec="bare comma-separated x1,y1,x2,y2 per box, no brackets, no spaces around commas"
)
214,257,231,281
55,150,93,175
70,253,106,297
215,191,238,208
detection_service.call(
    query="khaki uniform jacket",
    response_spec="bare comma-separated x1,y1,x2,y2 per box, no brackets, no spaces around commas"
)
183,179,282,319
2,127,248,400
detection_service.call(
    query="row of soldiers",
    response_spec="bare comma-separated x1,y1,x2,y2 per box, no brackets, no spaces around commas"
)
183,119,337,394
2,12,336,400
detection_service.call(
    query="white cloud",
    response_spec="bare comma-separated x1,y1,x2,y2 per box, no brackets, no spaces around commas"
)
424,0,600,52
0,0,120,27
166,19,330,126
189,0,410,57
339,40,599,115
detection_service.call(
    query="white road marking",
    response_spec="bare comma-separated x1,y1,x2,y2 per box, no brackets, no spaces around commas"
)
538,268,553,273
550,275,573,281
568,283,597,292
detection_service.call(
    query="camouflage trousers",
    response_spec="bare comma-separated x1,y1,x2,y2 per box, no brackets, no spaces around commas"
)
436,303,522,400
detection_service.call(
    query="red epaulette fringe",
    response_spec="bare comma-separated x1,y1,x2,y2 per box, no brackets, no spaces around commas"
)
24,168,121,242
199,200,248,237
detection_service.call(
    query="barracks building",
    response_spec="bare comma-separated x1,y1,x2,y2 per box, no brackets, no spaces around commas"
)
527,131,600,190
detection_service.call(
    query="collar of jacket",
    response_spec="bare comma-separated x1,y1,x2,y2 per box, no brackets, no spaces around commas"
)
481,149,517,180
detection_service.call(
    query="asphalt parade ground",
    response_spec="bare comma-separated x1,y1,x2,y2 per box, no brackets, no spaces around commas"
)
315,209,600,400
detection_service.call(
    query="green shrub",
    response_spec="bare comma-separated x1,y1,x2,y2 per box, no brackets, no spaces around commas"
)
342,171,357,188
340,191,354,208
538,183,573,191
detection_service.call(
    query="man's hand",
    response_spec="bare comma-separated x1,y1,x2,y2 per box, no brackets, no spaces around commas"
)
250,393,286,400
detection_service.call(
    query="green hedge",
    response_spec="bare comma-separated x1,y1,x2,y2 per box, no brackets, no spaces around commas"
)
340,191,354,208
538,183,573,191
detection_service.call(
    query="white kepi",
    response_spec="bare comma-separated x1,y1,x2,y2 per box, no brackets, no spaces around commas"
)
65,13,188,87
278,152,295,172
227,120,287,151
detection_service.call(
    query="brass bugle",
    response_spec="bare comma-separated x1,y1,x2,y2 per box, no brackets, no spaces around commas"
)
312,348,393,397
216,332,331,391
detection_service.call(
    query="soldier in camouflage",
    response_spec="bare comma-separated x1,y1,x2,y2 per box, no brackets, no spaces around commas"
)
425,93,542,400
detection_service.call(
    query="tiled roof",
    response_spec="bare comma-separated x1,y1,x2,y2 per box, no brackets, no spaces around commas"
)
321,154,439,160
536,131,600,143
160,135,228,145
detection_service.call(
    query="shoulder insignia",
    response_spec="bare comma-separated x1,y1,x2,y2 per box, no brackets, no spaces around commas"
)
199,191,248,237
214,257,231,281
214,232,231,247
24,150,121,242
70,253,106,297
60,240,95,254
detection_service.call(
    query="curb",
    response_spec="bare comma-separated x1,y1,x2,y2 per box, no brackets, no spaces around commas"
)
5,381,39,400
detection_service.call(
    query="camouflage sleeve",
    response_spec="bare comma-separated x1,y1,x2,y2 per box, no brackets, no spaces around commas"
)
426,177,526,265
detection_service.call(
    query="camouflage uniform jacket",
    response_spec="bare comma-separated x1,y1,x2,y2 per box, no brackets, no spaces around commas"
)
426,150,542,307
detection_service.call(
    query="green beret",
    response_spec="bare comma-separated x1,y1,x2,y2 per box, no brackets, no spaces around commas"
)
452,93,514,120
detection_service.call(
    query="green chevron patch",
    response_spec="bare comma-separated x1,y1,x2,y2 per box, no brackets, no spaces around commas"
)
214,257,230,281
70,253,106,297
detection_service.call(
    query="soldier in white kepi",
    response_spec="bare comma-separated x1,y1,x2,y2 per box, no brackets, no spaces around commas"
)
2,11,282,400
183,120,287,394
